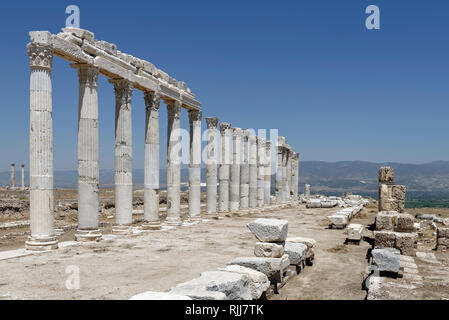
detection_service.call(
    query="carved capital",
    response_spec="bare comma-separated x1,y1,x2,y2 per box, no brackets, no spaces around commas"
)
75,65,99,88
144,91,161,112
232,127,243,137
266,141,271,149
220,122,231,135
110,78,133,105
188,110,202,123
205,117,219,129
166,100,182,118
27,42,53,70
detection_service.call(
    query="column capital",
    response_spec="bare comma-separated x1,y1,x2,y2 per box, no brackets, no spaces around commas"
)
73,64,99,88
206,117,219,129
144,91,161,111
232,127,243,137
266,141,271,149
109,78,133,104
27,42,53,70
220,122,231,135
278,136,286,147
188,110,202,122
166,100,182,118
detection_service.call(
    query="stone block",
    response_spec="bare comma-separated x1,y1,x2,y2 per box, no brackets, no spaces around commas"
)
347,224,364,241
30,31,52,44
246,219,288,242
170,271,252,300
376,212,395,231
62,27,95,41
228,255,290,283
437,228,449,238
395,233,417,256
437,238,449,246
374,231,396,248
372,247,401,273
284,242,307,265
394,213,415,232
254,242,284,258
219,265,270,300
129,291,192,300
378,167,394,184
327,214,348,228
306,199,321,208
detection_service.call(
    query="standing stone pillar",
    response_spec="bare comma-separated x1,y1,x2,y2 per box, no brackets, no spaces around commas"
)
286,145,292,202
188,110,202,221
205,117,219,216
257,138,266,208
74,64,101,241
292,153,299,200
239,130,250,210
166,101,182,225
142,91,161,230
26,37,58,250
264,141,271,205
21,165,25,189
304,184,311,197
248,134,257,209
110,79,133,235
230,128,242,211
219,123,231,212
10,163,15,188
275,136,285,204
281,144,288,204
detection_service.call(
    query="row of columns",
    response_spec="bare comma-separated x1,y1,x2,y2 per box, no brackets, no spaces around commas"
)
26,41,300,251
9,163,26,189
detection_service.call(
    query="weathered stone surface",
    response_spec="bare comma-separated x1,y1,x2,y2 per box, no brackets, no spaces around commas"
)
327,214,348,228
395,213,415,232
416,214,437,221
228,255,290,283
395,233,417,256
284,242,307,265
129,291,192,300
372,247,401,273
219,265,270,300
374,231,396,248
347,224,364,241
306,199,321,208
437,228,449,238
254,242,284,258
247,219,288,242
379,167,395,184
170,271,252,300
376,212,394,231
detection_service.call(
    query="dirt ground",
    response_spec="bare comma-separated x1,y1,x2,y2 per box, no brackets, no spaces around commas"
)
0,189,448,300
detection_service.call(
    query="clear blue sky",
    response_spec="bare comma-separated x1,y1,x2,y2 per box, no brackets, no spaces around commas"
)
1,0,448,172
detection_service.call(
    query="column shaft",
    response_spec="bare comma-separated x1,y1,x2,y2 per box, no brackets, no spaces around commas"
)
21,165,25,189
219,123,231,212
142,91,161,230
240,131,250,209
26,40,58,250
111,79,133,234
189,110,202,221
264,141,271,205
257,138,265,207
248,135,258,209
230,128,242,211
205,118,219,215
11,164,15,188
74,64,101,241
275,136,285,204
286,147,292,202
166,101,182,225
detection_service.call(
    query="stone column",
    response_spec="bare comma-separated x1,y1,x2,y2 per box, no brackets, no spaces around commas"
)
248,134,257,209
281,144,288,204
10,163,15,188
188,110,202,221
240,130,250,210
166,101,182,225
304,184,310,197
286,145,292,202
21,165,25,189
292,153,299,199
230,128,242,211
264,141,271,205
257,138,266,208
142,91,161,230
275,136,285,204
26,38,58,250
219,123,231,212
74,64,101,241
205,117,219,216
110,79,133,235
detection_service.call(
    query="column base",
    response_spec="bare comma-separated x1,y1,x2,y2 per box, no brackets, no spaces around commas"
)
75,229,102,242
140,221,162,230
204,212,219,220
164,217,182,226
187,216,202,223
25,236,58,251
112,225,132,235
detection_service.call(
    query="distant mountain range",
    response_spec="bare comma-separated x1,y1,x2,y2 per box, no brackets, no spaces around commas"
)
2,161,449,197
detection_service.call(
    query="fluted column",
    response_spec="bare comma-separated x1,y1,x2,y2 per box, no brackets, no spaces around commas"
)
230,128,242,211
275,136,285,204
292,152,299,200
166,101,182,225
264,141,271,205
142,91,161,230
74,64,101,241
11,164,15,188
188,110,202,221
286,145,292,202
219,123,231,212
257,138,265,208
240,130,250,210
281,144,289,203
26,38,58,251
110,79,133,234
248,134,257,209
205,117,219,216
21,165,25,189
